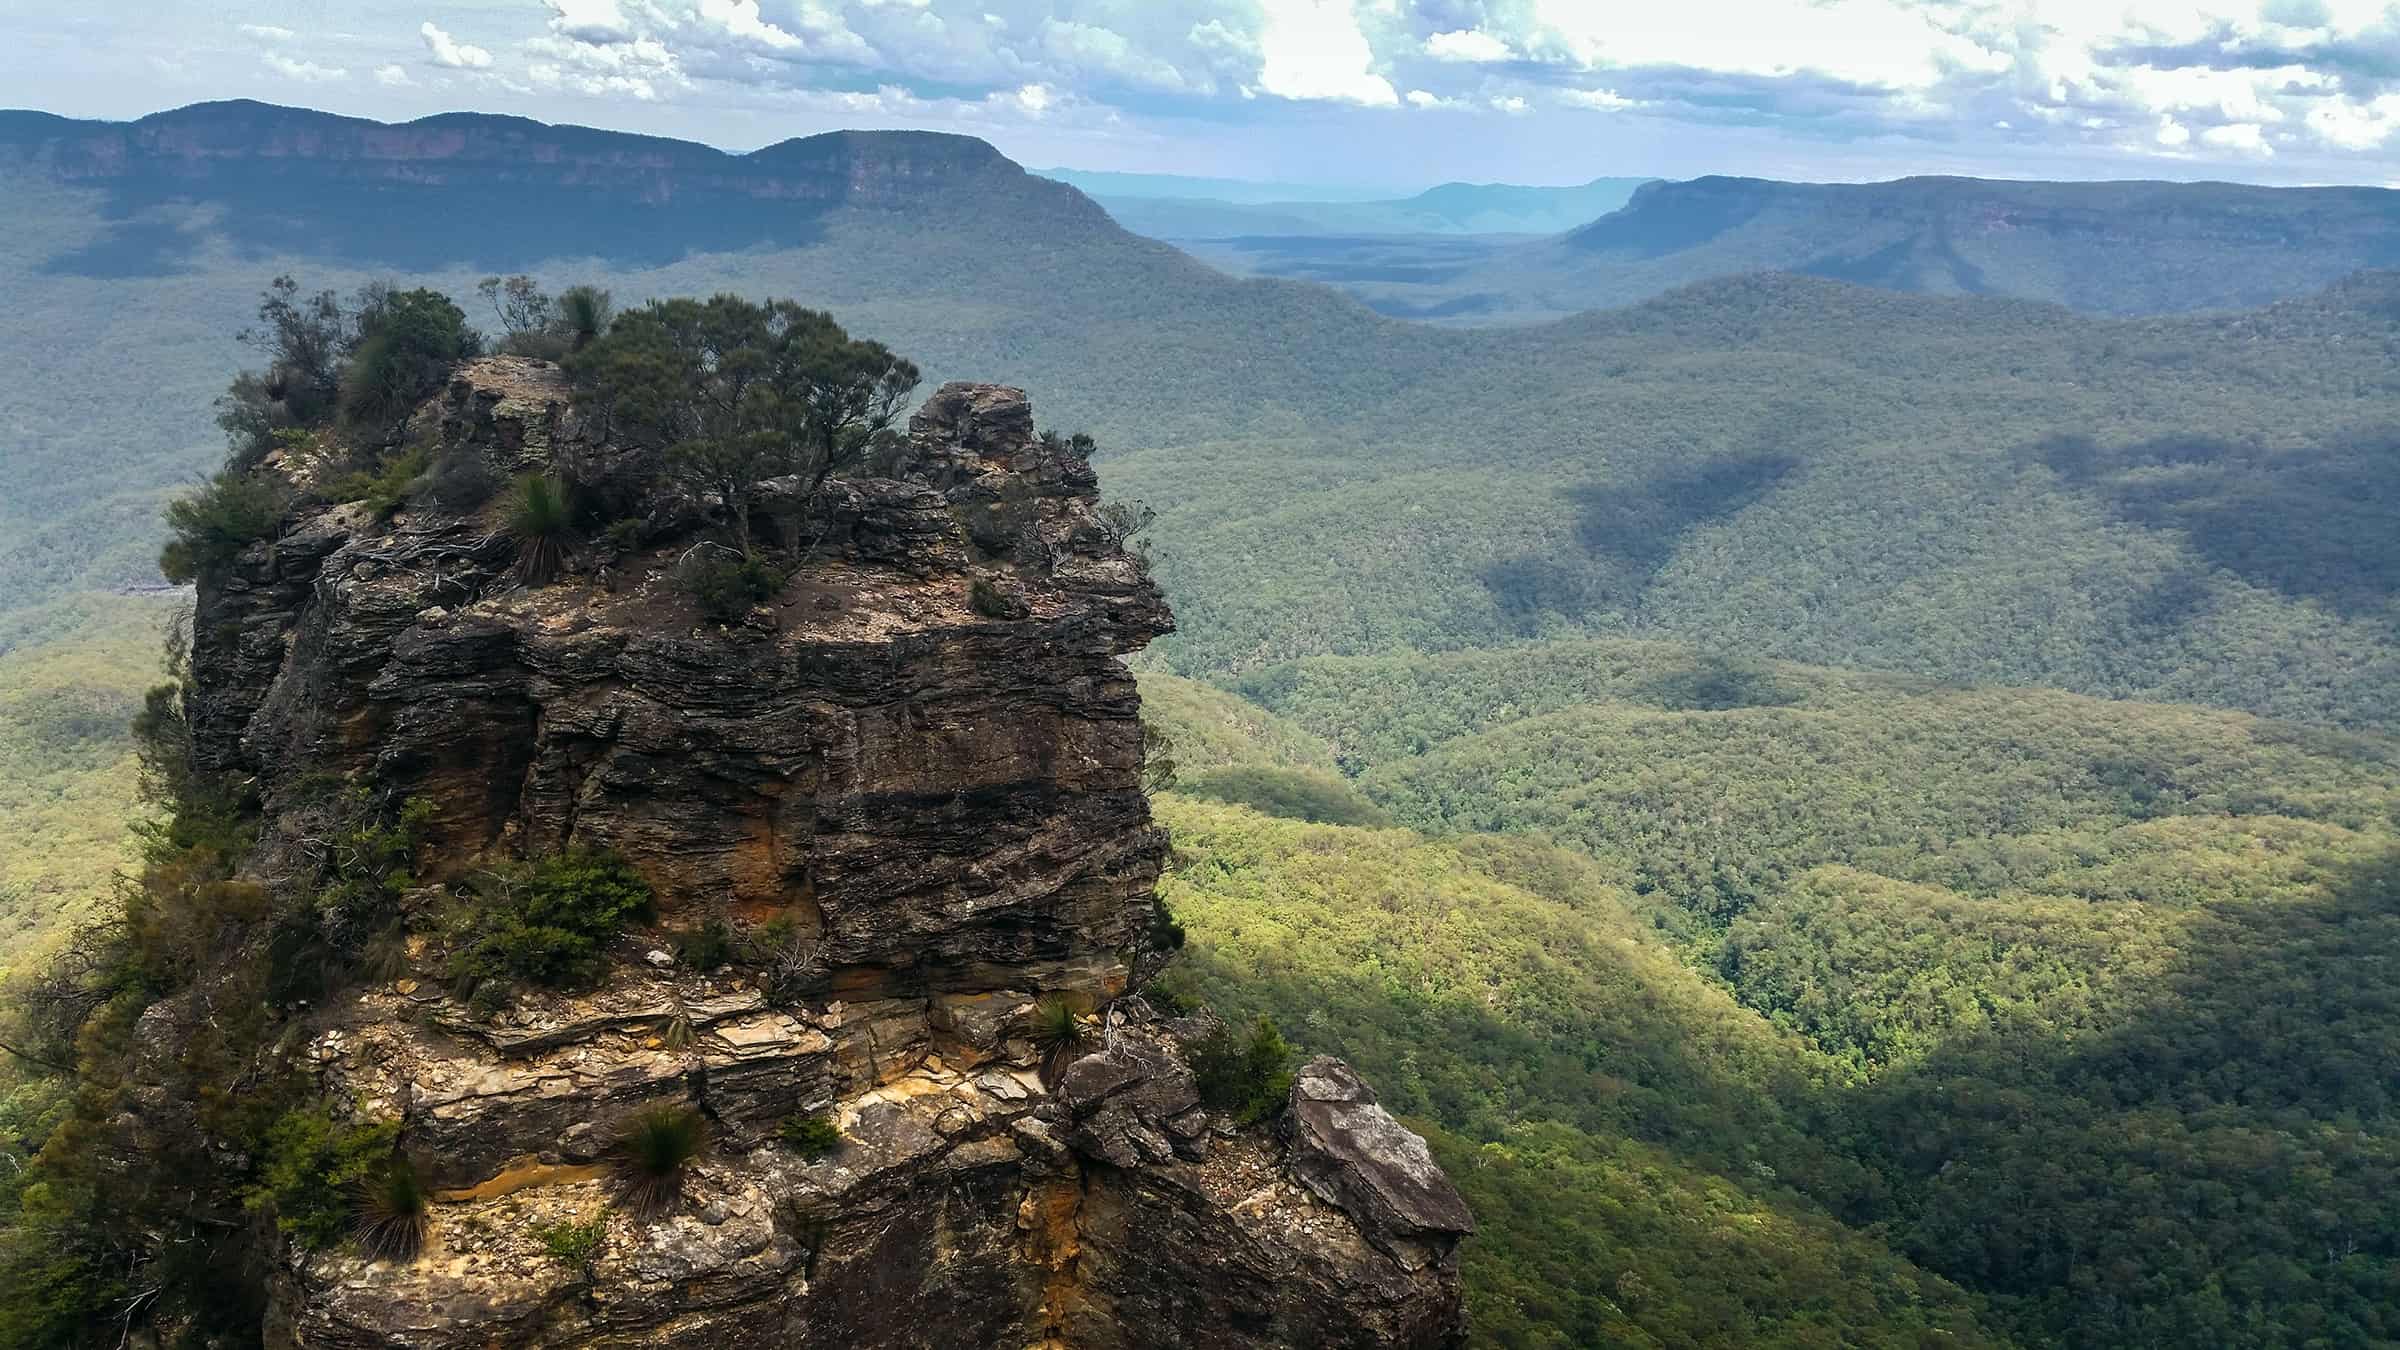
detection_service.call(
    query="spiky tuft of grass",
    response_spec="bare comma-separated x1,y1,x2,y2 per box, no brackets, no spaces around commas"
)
352,1158,430,1262
660,1010,696,1052
609,1104,707,1221
1029,995,1088,1085
359,921,412,986
558,286,614,352
507,474,572,585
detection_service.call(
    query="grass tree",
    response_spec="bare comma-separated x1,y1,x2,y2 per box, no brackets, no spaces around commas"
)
609,1104,708,1221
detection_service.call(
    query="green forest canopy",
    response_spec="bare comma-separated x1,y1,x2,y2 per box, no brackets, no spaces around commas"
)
1,137,2399,1349
1141,654,2400,1349
5,167,2400,728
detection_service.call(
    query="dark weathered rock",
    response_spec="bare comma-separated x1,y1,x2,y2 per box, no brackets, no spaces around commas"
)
1058,1032,1205,1168
172,362,1464,1347
1287,1058,1478,1259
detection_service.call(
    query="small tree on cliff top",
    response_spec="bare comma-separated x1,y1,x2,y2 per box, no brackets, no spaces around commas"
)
569,295,920,555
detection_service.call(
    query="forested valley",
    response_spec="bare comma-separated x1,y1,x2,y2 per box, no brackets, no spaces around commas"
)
1,103,2397,1348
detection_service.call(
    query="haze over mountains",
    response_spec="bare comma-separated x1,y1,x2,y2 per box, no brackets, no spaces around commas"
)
1130,168,2400,324
1432,174,2400,322
1054,171,1655,239
3,99,2400,1349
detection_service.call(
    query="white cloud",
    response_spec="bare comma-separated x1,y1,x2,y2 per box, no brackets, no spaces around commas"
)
525,31,688,100
544,0,635,44
176,0,2400,175
1256,0,1398,106
731,76,1108,130
1558,87,1638,112
1424,28,1510,63
2200,121,2274,154
529,61,667,99
421,22,494,70
695,0,803,51
1523,0,1996,90
374,63,414,87
1187,16,1257,58
1042,18,1199,91
263,53,348,83
2112,63,2296,125
2307,95,2400,150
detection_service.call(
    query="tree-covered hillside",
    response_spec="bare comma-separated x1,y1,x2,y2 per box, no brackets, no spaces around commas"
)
1114,275,2400,731
5,103,2400,1350
6,107,2399,734
1140,644,2400,1349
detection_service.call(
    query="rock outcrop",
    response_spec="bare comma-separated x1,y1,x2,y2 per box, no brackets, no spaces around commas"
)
181,359,1468,1347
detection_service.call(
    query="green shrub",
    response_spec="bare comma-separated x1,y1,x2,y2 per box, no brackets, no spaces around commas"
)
1190,1015,1295,1127
674,915,734,972
325,444,430,517
610,1105,707,1221
506,474,572,585
682,550,779,621
341,286,479,426
274,791,435,1004
968,576,1025,619
779,1113,842,1160
246,1107,403,1251
751,912,803,956
1147,901,1187,955
159,469,289,582
535,1215,606,1279
444,849,652,996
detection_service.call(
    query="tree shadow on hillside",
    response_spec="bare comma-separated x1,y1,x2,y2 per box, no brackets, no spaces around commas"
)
41,175,838,277
2025,429,2400,617
1480,452,1798,632
1798,230,1991,297
1847,845,2400,1346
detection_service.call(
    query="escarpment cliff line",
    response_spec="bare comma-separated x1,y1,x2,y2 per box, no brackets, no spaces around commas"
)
171,360,1468,1347
0,99,1116,221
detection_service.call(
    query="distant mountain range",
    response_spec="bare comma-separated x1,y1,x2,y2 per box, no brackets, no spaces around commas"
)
1064,174,1655,238
1284,173,2400,322
6,98,2395,723
0,98,1118,274
1036,167,1406,205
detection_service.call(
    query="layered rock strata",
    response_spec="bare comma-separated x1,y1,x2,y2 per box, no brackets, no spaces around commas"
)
183,360,1468,1346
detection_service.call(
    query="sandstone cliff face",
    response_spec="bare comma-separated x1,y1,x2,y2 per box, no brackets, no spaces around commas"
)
184,361,1468,1347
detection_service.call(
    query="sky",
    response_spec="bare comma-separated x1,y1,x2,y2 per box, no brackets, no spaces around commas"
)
8,1,2400,190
